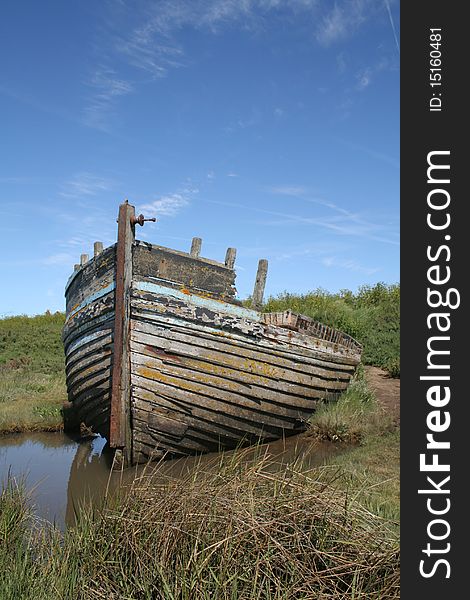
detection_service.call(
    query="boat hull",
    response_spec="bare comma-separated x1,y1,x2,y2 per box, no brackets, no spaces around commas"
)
129,284,358,463
62,246,116,440
63,202,362,466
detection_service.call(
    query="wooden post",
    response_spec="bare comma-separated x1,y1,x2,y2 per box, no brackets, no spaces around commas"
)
190,237,202,257
80,253,89,266
94,241,103,257
252,259,268,310
225,247,237,269
109,200,135,468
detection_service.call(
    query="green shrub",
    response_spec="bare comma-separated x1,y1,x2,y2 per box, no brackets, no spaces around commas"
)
262,283,400,371
384,357,400,379
0,312,65,374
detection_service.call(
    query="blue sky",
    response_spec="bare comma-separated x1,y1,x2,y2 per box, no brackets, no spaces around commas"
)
0,0,399,316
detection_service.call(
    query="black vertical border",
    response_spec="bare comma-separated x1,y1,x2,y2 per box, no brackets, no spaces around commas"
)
401,3,466,598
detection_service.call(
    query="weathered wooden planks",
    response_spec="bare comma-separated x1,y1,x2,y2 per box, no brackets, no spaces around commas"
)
63,244,116,442
63,321,113,439
262,310,361,353
65,245,116,314
130,324,352,385
131,294,359,368
127,278,361,461
132,390,283,441
133,241,237,299
131,339,347,397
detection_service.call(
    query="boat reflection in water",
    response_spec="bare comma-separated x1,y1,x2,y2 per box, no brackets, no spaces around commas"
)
64,431,345,528
65,435,111,527
1,430,347,529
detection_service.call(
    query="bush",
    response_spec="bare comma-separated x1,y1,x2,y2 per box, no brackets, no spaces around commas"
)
0,312,65,374
262,283,400,371
384,357,400,379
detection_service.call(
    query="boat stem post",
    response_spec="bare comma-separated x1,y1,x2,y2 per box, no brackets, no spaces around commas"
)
252,259,268,310
110,200,135,468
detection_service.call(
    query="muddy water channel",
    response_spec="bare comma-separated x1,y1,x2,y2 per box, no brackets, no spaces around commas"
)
0,432,345,530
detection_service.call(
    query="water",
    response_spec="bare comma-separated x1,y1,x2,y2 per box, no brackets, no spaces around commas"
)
0,431,344,530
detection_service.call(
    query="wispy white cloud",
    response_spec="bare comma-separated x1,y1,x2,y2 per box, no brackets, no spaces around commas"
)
322,256,379,275
356,67,372,90
139,185,198,218
82,0,395,134
93,2,319,90
355,56,393,91
206,197,398,245
82,68,134,130
60,172,117,199
335,136,399,169
224,111,260,133
268,185,360,218
118,25,185,78
65,236,89,247
268,185,307,196
272,242,338,262
384,0,400,54
42,253,76,266
315,0,381,46
140,194,188,217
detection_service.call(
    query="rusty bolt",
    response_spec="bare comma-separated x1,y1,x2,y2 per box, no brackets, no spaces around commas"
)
131,214,157,226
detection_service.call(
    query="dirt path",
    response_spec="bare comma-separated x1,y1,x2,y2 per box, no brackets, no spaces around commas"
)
364,366,400,426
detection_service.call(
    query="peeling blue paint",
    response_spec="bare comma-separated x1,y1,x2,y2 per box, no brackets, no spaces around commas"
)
66,282,115,322
134,281,261,321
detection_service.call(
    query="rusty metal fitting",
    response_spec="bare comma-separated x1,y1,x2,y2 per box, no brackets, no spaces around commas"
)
131,214,157,226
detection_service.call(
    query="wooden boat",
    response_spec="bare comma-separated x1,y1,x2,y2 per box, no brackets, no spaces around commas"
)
63,201,362,466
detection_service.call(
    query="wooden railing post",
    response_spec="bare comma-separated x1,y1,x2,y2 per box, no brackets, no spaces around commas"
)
225,247,237,269
94,241,103,257
252,259,268,310
190,237,202,257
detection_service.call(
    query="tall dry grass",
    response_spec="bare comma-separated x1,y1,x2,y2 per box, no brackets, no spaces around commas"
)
1,447,399,599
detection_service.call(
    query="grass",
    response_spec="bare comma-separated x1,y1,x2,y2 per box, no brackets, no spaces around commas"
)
307,368,394,444
0,443,400,599
329,430,400,522
0,312,67,433
306,368,400,524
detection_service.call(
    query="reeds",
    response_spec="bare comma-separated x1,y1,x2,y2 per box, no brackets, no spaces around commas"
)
1,448,399,599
